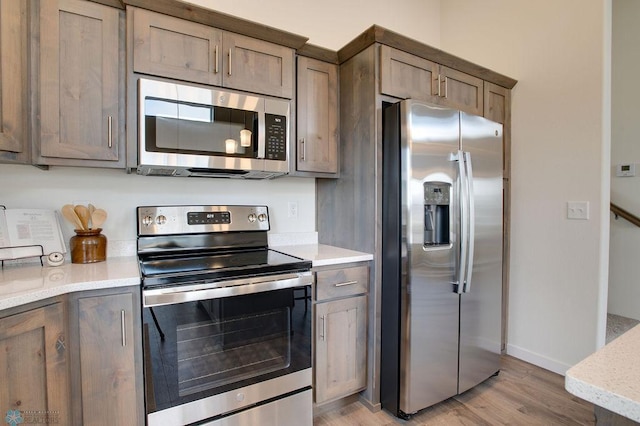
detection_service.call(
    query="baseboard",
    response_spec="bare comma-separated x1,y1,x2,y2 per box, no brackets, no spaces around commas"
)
358,394,382,413
506,343,572,376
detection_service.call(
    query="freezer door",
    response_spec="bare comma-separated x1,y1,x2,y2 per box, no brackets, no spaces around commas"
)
458,112,503,394
399,101,460,414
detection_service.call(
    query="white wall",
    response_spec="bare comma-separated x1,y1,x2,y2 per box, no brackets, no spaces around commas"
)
440,1,611,372
609,0,640,320
184,0,441,51
0,165,316,254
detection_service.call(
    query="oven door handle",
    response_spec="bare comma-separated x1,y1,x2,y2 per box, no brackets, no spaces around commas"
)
143,272,313,307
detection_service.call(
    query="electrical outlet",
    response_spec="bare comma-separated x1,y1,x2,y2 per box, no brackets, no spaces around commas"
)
567,201,589,220
288,202,298,219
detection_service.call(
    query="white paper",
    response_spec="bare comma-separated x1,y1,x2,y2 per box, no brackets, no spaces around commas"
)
0,209,66,261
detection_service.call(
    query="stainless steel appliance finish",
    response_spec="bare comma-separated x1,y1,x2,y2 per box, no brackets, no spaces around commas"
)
381,100,503,418
136,78,290,179
138,205,312,426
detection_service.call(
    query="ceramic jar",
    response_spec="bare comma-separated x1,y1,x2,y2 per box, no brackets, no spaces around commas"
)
70,228,107,263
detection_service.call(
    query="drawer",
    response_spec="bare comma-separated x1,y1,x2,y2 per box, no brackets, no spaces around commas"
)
316,265,368,301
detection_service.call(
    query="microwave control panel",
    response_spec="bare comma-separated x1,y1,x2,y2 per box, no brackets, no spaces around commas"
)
265,114,287,161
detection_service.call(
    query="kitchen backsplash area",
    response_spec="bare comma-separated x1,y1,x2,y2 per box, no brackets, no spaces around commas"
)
1,164,317,256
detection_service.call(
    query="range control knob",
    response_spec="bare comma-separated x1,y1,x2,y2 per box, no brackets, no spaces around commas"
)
257,213,267,222
248,213,257,223
142,215,154,226
156,215,167,225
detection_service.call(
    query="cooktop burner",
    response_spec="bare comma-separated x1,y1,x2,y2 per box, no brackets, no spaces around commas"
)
139,249,311,288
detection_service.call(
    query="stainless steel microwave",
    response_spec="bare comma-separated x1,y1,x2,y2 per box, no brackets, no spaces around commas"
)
136,78,290,179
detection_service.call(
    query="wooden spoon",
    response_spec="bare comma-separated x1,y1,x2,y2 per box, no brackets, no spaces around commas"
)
61,204,84,230
74,205,91,230
91,208,107,229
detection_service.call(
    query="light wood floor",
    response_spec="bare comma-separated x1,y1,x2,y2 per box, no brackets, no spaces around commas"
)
314,355,595,425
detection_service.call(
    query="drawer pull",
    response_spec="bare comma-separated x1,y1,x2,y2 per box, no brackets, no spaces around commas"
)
334,280,358,288
121,310,126,347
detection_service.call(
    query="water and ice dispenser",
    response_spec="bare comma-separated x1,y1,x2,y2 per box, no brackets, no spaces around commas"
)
423,182,451,248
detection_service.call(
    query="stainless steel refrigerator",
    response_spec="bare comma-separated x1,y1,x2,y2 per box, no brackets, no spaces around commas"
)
381,100,503,419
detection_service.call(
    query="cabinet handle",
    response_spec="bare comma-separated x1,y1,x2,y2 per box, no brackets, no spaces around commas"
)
334,280,358,288
121,310,126,347
214,45,219,74
444,76,448,99
228,48,232,76
55,334,66,354
107,116,113,148
437,74,442,97
320,315,326,341
300,138,306,161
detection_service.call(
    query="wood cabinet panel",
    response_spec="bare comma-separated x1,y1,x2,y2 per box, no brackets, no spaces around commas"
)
131,7,294,99
484,81,509,125
315,294,367,404
296,56,339,175
39,0,122,165
379,45,438,102
0,303,69,424
224,32,294,98
316,265,368,301
437,65,484,116
132,7,222,86
75,291,141,426
0,0,29,163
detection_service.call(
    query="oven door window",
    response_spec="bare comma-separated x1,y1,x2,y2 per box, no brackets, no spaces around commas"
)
143,286,311,413
144,97,259,158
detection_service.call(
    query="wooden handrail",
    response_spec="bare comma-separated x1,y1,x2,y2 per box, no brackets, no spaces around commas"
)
611,203,640,228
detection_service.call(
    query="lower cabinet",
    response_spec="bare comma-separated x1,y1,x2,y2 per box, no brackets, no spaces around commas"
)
0,301,70,424
67,287,144,426
314,264,368,404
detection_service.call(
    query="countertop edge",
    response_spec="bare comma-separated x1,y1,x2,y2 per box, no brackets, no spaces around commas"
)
565,374,640,422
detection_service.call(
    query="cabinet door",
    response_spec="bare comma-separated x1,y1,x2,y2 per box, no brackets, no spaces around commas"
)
131,7,222,86
223,32,294,98
315,295,367,404
436,65,484,116
484,81,510,125
39,0,121,164
0,303,69,424
0,0,29,163
76,292,142,426
296,57,339,175
379,45,439,102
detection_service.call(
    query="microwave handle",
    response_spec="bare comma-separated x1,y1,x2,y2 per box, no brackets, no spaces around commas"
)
257,111,266,159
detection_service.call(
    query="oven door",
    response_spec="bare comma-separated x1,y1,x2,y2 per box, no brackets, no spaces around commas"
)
142,273,312,426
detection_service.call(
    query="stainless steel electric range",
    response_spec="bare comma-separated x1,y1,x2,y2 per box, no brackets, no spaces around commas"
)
137,205,313,426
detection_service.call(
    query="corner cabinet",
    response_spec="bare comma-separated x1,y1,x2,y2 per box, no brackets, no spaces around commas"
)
294,56,339,176
35,0,125,167
314,264,368,404
0,301,70,424
67,287,144,426
130,7,294,99
0,0,29,164
380,45,484,116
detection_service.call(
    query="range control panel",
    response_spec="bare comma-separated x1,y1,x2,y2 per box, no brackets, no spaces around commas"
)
137,205,269,236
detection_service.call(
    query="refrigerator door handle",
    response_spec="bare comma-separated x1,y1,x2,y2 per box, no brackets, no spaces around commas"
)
456,150,468,294
463,151,475,293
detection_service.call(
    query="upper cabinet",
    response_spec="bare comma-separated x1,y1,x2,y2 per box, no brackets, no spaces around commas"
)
0,0,29,164
380,45,483,116
295,56,339,176
131,7,294,99
36,0,124,167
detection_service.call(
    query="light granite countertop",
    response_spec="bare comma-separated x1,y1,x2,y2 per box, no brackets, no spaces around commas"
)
565,324,640,422
271,244,373,267
0,256,140,310
0,244,372,311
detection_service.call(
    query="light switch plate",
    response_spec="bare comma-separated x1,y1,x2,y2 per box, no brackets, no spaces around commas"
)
567,201,589,220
